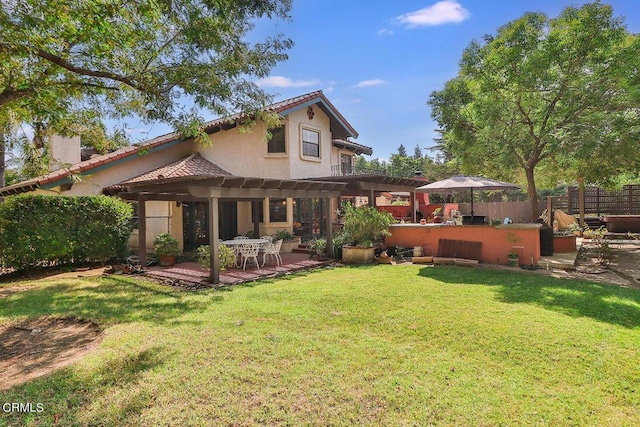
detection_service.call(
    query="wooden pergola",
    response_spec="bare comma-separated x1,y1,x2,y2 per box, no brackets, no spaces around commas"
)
106,175,346,284
313,174,430,222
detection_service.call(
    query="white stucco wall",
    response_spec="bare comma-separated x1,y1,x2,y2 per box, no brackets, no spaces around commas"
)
197,104,335,180
59,142,194,196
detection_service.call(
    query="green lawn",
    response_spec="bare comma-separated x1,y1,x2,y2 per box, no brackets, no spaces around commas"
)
1,265,640,426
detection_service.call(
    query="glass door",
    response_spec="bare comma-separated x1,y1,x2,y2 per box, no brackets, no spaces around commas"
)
294,198,325,241
182,202,209,252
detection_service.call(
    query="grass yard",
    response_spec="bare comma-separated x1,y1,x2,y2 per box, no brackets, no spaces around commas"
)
1,265,640,426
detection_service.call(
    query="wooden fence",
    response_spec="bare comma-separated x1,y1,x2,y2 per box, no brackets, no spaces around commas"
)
456,201,545,223
550,185,640,216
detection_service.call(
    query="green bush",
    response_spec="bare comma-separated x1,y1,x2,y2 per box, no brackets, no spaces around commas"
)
274,229,296,241
153,233,181,257
0,195,133,270
197,244,236,270
341,203,396,247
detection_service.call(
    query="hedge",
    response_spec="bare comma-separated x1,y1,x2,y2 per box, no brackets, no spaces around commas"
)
0,195,133,270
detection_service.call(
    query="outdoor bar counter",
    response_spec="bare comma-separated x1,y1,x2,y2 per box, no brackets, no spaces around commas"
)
385,223,542,265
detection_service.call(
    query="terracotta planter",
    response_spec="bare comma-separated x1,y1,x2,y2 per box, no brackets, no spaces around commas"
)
553,235,577,253
342,246,375,264
159,255,176,267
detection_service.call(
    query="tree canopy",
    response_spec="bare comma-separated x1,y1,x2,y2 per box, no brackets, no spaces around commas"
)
0,0,293,187
428,2,640,218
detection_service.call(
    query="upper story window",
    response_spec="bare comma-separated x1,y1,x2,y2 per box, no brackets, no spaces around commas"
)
302,128,320,157
267,126,286,153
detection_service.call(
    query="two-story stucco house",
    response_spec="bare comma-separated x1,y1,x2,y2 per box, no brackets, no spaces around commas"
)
0,91,425,282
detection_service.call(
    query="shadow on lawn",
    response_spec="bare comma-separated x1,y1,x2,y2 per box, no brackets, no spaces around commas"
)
0,275,223,325
418,266,640,328
1,345,172,426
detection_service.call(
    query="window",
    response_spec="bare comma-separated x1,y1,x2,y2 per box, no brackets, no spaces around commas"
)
302,128,320,157
269,198,288,222
267,126,286,153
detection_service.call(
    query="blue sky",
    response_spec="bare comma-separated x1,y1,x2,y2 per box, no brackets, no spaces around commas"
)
131,0,639,163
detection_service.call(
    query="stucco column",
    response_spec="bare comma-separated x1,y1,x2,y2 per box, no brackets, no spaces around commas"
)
138,195,147,267
208,197,220,284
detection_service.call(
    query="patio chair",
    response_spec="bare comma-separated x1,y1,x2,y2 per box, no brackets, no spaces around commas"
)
260,235,273,243
262,239,283,267
238,242,260,270
233,235,249,240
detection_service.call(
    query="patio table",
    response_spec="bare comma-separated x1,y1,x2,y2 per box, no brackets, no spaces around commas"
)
220,239,270,268
220,239,270,247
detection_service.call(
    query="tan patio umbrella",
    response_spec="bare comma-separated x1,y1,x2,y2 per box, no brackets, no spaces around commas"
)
415,175,521,217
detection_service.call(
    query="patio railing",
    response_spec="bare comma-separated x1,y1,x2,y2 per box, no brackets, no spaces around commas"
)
330,164,389,177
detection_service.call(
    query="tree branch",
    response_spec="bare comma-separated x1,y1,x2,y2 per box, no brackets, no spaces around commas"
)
35,48,145,92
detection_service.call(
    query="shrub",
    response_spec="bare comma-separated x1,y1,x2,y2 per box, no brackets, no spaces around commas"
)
0,195,132,270
331,231,351,258
153,233,181,257
341,203,396,247
197,244,236,270
275,229,296,241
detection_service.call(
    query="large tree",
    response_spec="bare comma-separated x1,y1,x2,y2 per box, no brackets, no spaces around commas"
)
428,2,640,218
0,0,293,187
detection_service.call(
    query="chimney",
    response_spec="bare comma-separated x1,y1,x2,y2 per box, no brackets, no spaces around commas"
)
49,135,81,171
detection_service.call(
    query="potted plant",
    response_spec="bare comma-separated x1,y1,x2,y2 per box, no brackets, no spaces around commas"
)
275,229,302,253
506,232,521,267
153,233,181,266
307,237,328,260
341,203,396,264
432,206,443,223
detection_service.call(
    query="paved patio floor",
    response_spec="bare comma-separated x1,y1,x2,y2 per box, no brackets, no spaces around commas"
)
145,252,331,289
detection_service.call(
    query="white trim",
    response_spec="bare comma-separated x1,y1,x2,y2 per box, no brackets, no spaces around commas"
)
299,124,322,163
264,124,288,158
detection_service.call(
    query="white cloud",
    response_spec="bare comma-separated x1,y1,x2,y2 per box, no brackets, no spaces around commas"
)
396,0,470,28
377,28,394,36
353,79,386,88
256,75,320,88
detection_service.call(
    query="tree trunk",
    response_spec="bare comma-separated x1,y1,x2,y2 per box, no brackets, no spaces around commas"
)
525,166,539,221
577,176,585,228
0,129,5,189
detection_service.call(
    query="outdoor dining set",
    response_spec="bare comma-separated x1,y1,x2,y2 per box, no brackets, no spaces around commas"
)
220,236,284,271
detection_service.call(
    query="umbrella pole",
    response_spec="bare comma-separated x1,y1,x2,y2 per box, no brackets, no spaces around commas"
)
470,187,474,217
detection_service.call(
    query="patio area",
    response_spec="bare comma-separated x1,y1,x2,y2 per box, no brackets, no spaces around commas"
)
144,252,332,289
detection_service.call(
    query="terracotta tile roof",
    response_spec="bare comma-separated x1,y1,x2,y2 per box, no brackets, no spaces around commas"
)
332,138,373,156
0,90,362,196
0,132,183,196
121,153,233,184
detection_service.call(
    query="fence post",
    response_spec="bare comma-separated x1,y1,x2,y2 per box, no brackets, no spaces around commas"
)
546,196,552,225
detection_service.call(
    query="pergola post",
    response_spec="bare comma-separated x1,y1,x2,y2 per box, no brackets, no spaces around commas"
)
411,190,417,223
208,196,220,284
325,197,334,258
137,194,147,266
252,200,260,237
